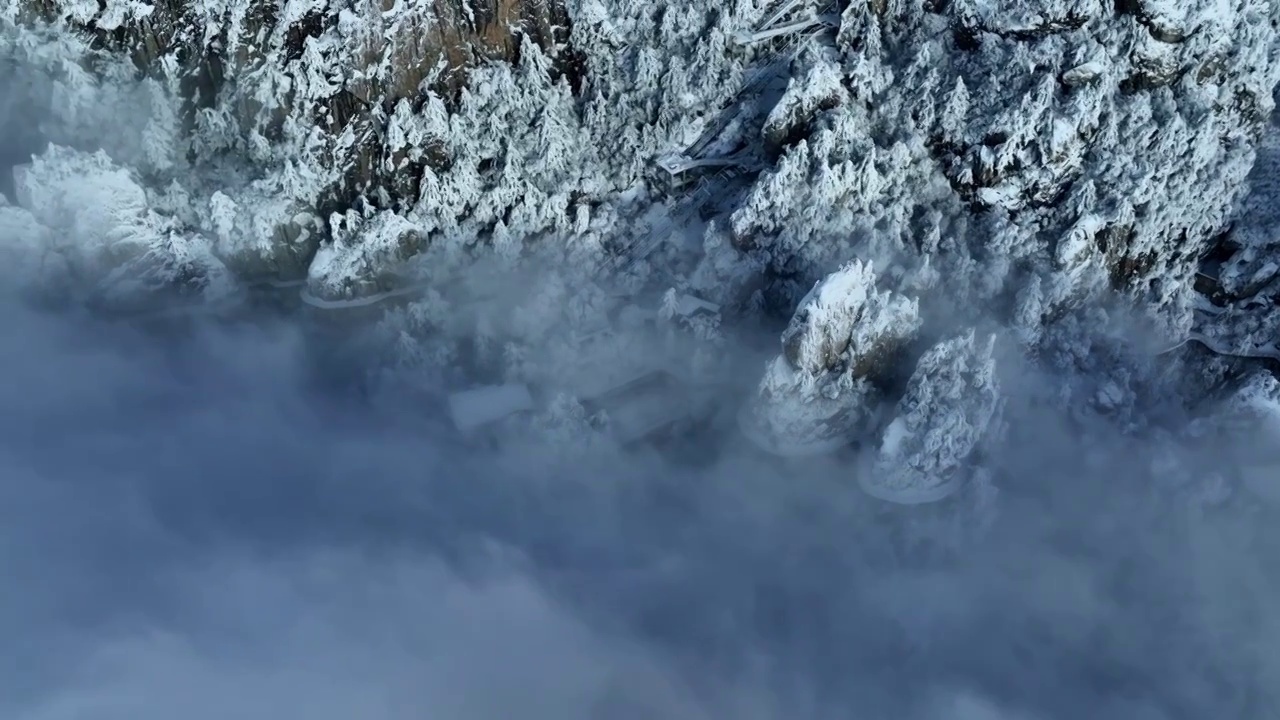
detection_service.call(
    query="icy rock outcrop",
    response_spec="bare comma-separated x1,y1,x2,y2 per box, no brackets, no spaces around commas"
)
306,207,424,301
780,260,920,379
862,331,1002,505
6,144,234,310
203,189,323,282
739,260,921,456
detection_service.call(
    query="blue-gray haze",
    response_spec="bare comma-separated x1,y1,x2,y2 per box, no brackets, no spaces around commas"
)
1,66,1277,720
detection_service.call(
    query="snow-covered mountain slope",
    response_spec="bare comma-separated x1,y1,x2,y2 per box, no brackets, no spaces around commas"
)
2,0,1280,495
7,8,1280,714
7,0,1277,313
720,0,1280,337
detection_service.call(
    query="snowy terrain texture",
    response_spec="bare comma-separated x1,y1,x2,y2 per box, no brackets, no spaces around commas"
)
3,0,1277,451
4,0,1280,716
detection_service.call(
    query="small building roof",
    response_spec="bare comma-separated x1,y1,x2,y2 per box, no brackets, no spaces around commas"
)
449,383,535,433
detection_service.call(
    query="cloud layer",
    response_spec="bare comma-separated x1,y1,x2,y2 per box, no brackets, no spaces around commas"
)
1,32,1278,720
0,293,1275,720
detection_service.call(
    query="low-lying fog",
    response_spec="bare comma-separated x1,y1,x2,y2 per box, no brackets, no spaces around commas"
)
0,292,1277,720
3,41,1279,718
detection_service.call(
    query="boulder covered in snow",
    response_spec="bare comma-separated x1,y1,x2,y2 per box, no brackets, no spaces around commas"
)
8,145,235,312
204,189,323,283
862,331,1002,505
740,260,921,456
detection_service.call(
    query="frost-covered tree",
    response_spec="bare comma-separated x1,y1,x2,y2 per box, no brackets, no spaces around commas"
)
3,0,624,303
779,260,920,381
307,207,423,299
5,0,1280,497
569,0,769,182
1218,101,1280,301
722,0,1280,341
715,0,1280,472
864,330,1001,504
0,20,184,177
9,0,1280,321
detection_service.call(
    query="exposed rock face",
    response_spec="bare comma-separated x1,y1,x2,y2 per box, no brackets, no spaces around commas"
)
22,0,574,104
3,0,1280,471
25,0,575,205
2,0,590,300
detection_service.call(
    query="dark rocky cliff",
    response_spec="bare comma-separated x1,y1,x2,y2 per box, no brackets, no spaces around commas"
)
17,0,577,220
